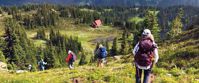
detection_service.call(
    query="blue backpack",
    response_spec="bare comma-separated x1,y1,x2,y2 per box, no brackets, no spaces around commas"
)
39,61,44,67
99,47,107,58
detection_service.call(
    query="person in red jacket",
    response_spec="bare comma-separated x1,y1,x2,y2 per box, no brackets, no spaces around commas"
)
66,50,76,69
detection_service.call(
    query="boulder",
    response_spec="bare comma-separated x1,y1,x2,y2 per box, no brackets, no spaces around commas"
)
0,62,7,71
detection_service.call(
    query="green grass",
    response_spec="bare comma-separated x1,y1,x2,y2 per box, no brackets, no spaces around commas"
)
80,8,95,12
26,18,121,53
158,28,199,68
0,58,198,83
128,17,144,24
104,9,113,12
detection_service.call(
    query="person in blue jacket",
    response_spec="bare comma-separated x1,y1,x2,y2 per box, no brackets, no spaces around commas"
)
96,44,107,67
38,59,47,71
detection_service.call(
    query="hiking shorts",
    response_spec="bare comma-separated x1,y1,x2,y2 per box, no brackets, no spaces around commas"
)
98,58,106,63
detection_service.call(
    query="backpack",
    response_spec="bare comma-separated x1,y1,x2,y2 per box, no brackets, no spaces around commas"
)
66,54,72,63
72,53,77,61
99,47,107,58
39,61,44,67
135,37,155,66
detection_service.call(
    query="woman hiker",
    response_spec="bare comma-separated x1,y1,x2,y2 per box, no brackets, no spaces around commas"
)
133,29,159,83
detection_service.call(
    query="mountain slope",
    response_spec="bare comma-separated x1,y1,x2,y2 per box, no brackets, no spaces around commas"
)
0,0,199,7
159,27,199,69
0,56,198,83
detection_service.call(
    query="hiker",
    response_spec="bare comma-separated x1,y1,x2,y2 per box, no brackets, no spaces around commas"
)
28,64,32,72
96,44,107,67
66,50,76,69
133,29,159,83
38,59,47,71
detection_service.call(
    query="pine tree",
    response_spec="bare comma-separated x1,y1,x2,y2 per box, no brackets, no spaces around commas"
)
120,30,128,55
111,37,118,56
0,7,3,14
60,8,69,18
47,29,83,68
94,43,100,61
44,44,57,69
0,38,5,62
79,51,87,65
3,20,18,64
0,51,5,62
3,19,37,69
143,10,160,41
13,42,26,68
167,8,184,39
105,40,109,56
36,28,46,40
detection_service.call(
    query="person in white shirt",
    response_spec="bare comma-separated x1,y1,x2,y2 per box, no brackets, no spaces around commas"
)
133,29,159,83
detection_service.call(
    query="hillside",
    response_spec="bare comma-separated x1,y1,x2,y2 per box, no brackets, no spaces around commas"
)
0,19,199,83
158,25,199,69
0,51,198,83
0,4,199,83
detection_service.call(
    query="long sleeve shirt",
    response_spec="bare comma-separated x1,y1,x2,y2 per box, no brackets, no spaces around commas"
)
133,42,159,70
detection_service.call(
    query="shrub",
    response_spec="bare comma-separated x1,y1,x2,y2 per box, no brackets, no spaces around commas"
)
169,67,185,77
7,64,13,70
186,67,198,74
152,67,168,75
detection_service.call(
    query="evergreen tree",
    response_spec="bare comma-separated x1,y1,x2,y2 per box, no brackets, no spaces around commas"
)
120,30,128,55
105,40,110,56
167,8,184,39
143,10,160,41
0,38,5,62
36,28,46,40
3,19,37,69
0,51,5,62
60,8,69,18
79,51,87,65
111,37,118,56
94,43,100,61
47,29,83,68
0,7,3,14
3,19,19,64
44,44,57,69
13,42,26,68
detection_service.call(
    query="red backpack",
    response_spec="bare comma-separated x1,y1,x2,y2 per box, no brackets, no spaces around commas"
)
66,53,72,63
135,37,155,66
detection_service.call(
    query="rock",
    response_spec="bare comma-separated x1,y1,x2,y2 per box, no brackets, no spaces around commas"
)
166,73,172,77
16,70,28,73
0,62,7,71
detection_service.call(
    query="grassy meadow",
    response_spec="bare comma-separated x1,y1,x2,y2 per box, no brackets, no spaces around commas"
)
0,9,198,83
0,57,198,83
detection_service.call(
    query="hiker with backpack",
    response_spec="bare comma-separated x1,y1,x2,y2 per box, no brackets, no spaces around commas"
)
66,50,76,69
38,59,47,71
133,29,159,83
96,44,107,67
28,64,32,72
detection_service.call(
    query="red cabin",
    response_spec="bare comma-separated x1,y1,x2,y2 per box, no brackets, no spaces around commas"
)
91,19,102,28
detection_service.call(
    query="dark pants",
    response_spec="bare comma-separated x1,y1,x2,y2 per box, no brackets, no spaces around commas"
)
40,66,45,71
135,67,151,83
68,59,74,69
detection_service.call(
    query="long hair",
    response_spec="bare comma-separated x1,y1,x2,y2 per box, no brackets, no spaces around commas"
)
141,34,154,42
